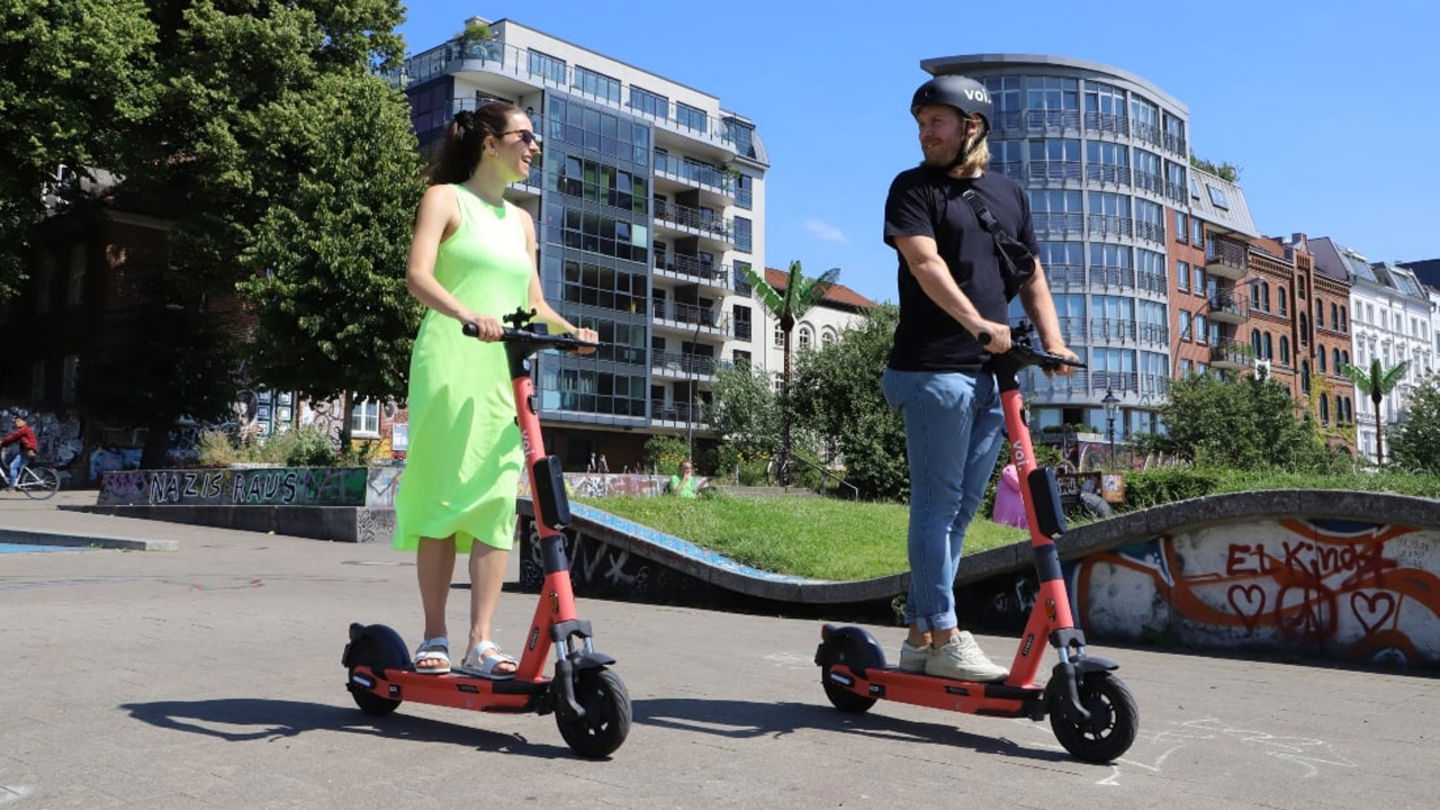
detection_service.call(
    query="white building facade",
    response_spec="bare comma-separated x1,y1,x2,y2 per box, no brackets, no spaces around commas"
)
1312,238,1432,462
397,18,768,467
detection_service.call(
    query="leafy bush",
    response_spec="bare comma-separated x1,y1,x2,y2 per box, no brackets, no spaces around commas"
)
1121,467,1225,509
275,426,337,467
643,435,691,476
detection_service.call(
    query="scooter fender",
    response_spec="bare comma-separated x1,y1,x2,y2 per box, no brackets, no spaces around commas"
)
1046,656,1119,722
551,653,618,719
815,624,887,678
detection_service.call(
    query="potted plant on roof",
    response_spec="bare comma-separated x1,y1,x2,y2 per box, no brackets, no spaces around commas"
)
456,18,497,61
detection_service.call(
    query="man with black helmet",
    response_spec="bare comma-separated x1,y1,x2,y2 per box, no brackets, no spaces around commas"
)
881,74,1077,682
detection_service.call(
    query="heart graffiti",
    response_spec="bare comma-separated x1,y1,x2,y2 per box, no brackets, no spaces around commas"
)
1349,591,1396,636
1227,584,1267,631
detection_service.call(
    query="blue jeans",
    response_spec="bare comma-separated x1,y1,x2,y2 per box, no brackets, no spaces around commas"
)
882,368,1005,632
7,450,26,487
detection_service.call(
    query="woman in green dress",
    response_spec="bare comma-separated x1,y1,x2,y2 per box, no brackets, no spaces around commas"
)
396,103,596,678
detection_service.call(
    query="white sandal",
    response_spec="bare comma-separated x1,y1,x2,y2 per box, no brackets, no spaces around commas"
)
460,640,518,680
413,636,451,675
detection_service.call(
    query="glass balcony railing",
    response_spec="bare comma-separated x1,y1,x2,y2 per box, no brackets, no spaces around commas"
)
653,253,730,287
651,350,719,377
653,153,735,197
654,200,732,241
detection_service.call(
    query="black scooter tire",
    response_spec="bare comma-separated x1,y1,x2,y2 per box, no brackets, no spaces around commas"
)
1049,671,1138,763
817,633,881,714
346,626,409,716
555,667,631,758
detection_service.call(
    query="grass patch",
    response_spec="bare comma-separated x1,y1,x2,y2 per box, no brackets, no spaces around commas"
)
576,494,1026,581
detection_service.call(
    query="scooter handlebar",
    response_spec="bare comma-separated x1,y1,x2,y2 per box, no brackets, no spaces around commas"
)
978,326,1087,372
461,321,600,353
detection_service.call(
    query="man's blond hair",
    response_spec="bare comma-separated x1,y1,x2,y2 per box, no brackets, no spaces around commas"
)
958,115,990,176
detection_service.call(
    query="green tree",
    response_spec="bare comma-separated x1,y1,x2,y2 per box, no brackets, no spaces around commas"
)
0,0,158,297
1340,358,1409,466
1388,374,1440,474
238,71,427,447
791,305,909,500
707,362,781,456
1148,371,1324,470
742,260,838,484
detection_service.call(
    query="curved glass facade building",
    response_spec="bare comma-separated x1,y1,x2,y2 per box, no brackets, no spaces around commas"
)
923,54,1255,437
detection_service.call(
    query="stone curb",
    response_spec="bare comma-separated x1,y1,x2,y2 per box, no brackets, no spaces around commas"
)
0,527,178,552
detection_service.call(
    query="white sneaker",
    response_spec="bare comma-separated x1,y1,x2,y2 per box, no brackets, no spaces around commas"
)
924,631,1009,682
898,640,929,673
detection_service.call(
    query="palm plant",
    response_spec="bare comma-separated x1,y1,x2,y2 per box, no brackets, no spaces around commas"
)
1339,358,1409,466
742,260,839,484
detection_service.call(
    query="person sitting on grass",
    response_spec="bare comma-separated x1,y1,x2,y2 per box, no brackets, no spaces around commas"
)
666,459,699,498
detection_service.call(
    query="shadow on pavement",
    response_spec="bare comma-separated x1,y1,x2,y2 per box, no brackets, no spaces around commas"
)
632,698,1077,764
120,698,570,759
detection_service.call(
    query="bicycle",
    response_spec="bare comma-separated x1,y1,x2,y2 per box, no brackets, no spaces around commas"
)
0,453,60,499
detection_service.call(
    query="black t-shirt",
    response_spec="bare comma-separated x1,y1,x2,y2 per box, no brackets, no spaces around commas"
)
883,166,1038,372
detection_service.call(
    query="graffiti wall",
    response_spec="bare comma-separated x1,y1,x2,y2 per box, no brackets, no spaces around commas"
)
978,518,1439,669
0,406,84,470
519,472,707,499
99,467,368,507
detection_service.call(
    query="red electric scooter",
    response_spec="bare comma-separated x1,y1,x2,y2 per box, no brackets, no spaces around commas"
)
815,322,1138,763
343,309,631,758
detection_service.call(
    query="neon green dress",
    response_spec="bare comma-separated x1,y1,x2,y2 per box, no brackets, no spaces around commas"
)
394,185,531,553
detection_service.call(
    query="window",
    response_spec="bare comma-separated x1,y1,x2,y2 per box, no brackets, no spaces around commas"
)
798,325,813,351
1176,260,1189,291
733,304,752,341
1195,315,1209,346
1280,336,1290,365
733,216,752,253
350,399,380,437
733,349,752,367
1331,302,1340,331
1319,349,1327,372
675,102,707,133
1262,331,1271,358
1278,287,1288,316
1179,311,1192,340
1175,212,1188,243
1193,265,1205,294
527,49,566,84
1315,298,1324,327
821,328,837,348
734,260,753,296
774,321,784,346
1206,184,1230,209
573,66,620,103
1333,348,1342,372
1191,218,1204,245
1340,306,1348,331
628,86,668,119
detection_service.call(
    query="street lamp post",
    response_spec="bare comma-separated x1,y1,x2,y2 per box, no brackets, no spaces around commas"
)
1102,388,1119,469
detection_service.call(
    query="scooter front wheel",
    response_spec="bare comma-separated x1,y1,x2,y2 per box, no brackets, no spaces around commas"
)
1049,671,1138,763
555,667,631,758
816,630,882,714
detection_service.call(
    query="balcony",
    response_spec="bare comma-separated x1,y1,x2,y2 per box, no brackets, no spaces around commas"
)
1082,111,1130,137
1211,341,1255,371
1033,212,1085,239
1206,239,1247,280
1208,292,1249,325
990,108,1082,135
1090,317,1138,343
1085,163,1131,187
1044,263,1086,291
1027,161,1082,183
654,254,731,291
650,351,725,382
654,200,732,245
653,153,735,201
650,398,709,427
652,300,729,337
1087,214,1133,240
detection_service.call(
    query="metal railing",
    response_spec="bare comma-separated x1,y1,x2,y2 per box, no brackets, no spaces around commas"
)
1028,161,1082,182
1211,342,1254,367
650,398,707,424
1033,212,1085,237
654,200,732,240
1086,163,1131,186
654,253,729,286
1090,317,1138,343
651,350,719,376
1134,220,1166,244
653,153,735,196
1083,111,1129,136
1087,214,1133,239
653,300,729,335
1205,238,1248,270
1044,263,1086,289
1091,265,1135,288
1209,292,1249,320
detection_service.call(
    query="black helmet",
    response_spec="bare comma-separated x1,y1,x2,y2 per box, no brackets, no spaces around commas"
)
910,75,993,130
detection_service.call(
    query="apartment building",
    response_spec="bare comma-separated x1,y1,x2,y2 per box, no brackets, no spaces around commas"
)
397,18,767,469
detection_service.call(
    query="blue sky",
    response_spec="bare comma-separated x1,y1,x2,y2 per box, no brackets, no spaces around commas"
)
399,1,1440,304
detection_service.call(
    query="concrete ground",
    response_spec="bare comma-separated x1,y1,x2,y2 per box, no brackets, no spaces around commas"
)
1,491,1434,809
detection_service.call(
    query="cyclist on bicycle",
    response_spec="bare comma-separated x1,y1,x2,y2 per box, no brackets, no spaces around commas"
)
2,415,38,491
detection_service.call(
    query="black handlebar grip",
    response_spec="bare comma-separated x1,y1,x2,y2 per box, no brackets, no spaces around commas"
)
462,322,479,338
978,332,991,346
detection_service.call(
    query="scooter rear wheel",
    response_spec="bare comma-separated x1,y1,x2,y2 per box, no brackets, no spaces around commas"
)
817,633,881,714
345,626,409,716
1049,671,1138,763
555,667,631,758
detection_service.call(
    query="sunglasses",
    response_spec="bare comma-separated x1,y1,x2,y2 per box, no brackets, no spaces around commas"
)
503,129,540,146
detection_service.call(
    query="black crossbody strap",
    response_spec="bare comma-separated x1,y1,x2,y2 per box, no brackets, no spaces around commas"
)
960,188,1004,236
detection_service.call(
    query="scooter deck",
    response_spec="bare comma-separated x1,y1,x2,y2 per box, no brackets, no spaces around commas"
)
349,664,551,713
829,664,1046,718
